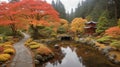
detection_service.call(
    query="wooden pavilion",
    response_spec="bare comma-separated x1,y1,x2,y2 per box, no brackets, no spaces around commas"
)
84,21,97,35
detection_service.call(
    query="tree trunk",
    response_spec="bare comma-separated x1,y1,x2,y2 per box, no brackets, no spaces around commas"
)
30,24,39,39
10,24,17,37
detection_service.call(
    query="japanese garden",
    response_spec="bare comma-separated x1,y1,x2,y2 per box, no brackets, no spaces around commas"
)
0,0,120,67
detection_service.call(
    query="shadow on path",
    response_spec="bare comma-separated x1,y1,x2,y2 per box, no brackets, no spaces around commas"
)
10,33,34,67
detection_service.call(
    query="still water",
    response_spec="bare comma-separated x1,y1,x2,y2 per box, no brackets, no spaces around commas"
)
37,42,120,67
46,47,85,67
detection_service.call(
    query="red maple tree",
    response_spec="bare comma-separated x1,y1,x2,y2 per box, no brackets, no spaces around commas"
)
19,0,60,38
0,2,28,35
0,0,60,37
19,0,59,25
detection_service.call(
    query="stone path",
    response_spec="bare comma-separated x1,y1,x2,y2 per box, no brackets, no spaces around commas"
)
10,33,34,67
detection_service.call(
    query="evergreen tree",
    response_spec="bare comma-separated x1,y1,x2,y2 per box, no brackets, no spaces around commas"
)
52,0,66,19
9,0,19,3
89,0,108,21
75,2,81,17
118,19,120,27
68,8,75,22
108,0,120,20
66,11,71,22
51,0,120,23
52,0,56,8
96,9,109,34
96,17,109,34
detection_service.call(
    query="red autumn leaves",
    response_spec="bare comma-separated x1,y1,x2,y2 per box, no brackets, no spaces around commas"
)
0,0,59,31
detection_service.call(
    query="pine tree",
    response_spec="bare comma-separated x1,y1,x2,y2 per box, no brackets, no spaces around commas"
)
118,19,120,27
68,8,75,22
96,17,109,34
52,0,66,19
9,0,19,3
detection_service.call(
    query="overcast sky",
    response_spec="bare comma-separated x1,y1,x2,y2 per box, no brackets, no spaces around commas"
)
46,0,84,13
0,0,84,13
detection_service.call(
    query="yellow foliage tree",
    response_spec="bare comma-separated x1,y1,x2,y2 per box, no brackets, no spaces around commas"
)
60,19,69,25
60,19,69,31
70,18,87,33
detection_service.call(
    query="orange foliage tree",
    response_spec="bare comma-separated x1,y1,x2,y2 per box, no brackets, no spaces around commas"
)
60,19,69,25
105,26,120,36
62,20,69,31
60,19,69,31
19,0,59,25
19,0,60,38
0,0,60,38
0,2,29,36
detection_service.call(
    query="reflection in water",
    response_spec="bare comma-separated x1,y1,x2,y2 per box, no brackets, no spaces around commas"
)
45,47,85,67
38,42,120,67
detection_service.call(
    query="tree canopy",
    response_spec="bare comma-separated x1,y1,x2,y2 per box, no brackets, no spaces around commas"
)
0,0,60,37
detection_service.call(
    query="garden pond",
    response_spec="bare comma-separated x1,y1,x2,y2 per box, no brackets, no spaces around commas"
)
36,41,120,67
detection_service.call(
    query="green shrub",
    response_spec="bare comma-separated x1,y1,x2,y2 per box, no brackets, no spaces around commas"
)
1,35,8,42
110,41,120,48
118,19,120,27
0,26,12,34
43,27,53,36
57,26,66,34
51,32,57,38
16,31,23,37
97,36,113,44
